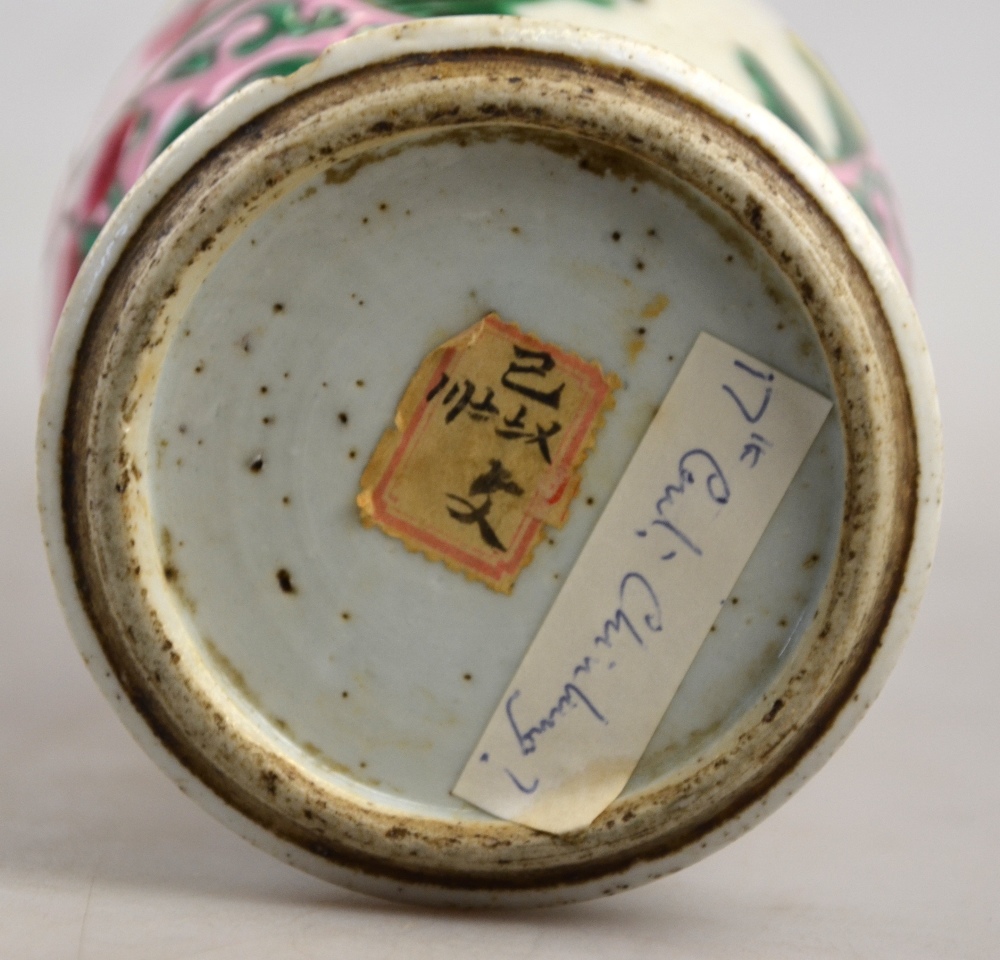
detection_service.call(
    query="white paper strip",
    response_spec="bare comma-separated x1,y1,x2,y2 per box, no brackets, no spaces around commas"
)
452,333,832,834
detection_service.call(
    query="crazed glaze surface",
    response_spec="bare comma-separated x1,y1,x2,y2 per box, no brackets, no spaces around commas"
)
38,15,941,907
47,0,908,330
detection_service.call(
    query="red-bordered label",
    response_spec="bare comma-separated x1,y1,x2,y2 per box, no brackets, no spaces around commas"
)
357,314,620,593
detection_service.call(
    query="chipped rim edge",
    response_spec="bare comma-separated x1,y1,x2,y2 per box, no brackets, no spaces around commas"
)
37,17,942,908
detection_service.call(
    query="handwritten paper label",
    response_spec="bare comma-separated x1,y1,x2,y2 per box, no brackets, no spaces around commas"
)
452,333,832,833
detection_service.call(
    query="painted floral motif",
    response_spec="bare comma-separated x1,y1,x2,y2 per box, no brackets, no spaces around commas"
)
369,0,610,13
51,0,909,329
52,0,622,326
53,0,405,321
738,40,911,285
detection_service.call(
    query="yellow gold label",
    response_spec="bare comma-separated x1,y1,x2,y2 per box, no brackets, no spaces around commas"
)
357,314,620,593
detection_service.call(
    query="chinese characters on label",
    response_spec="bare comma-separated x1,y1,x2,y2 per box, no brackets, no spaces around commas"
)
357,314,620,594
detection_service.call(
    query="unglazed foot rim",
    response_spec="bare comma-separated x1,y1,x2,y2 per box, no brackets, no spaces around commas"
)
38,19,941,907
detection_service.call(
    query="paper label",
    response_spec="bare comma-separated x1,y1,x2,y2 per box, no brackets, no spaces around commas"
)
358,314,619,594
452,333,832,833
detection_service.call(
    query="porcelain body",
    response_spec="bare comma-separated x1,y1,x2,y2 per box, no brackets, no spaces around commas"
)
37,10,939,908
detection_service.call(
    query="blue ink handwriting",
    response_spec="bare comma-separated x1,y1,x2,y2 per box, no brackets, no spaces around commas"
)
505,768,540,794
648,518,703,561
740,431,773,468
655,449,730,513
506,686,608,758
724,358,775,424
594,572,663,649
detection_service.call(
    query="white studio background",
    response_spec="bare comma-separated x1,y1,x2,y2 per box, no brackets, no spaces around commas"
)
0,2,994,957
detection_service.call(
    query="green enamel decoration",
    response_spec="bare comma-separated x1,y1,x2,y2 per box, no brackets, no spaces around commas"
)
78,222,102,263
236,56,317,84
133,110,153,139
167,46,218,80
106,182,125,212
155,105,207,158
179,1,249,44
78,181,126,262
738,39,869,163
737,48,821,154
152,56,315,164
233,4,347,56
736,41,898,255
791,37,866,161
369,0,612,18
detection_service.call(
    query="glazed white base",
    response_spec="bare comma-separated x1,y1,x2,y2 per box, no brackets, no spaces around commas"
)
147,128,843,820
6,0,991,952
